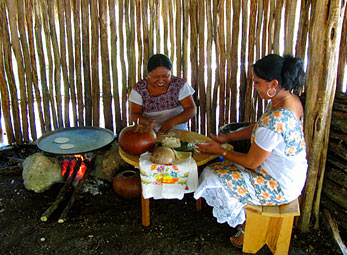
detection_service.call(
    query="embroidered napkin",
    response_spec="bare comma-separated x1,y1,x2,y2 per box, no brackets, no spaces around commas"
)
139,152,198,200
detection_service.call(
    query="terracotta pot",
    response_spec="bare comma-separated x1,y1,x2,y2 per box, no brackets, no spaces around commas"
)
113,170,141,199
118,124,157,155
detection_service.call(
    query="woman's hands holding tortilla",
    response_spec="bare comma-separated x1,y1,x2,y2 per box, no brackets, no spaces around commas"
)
195,134,228,155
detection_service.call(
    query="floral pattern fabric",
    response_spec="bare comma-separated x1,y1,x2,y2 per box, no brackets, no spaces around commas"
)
212,161,287,206
251,108,305,157
194,107,307,227
133,76,186,113
139,152,198,200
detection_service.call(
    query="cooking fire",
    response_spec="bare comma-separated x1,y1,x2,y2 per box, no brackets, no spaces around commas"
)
40,153,95,223
60,154,93,184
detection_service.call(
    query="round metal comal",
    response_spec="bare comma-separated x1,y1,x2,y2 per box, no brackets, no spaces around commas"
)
37,127,115,155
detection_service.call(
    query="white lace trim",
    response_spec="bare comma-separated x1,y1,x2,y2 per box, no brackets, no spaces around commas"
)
194,166,260,228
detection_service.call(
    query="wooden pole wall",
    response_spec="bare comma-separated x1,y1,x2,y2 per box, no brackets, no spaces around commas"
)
1,0,345,140
0,0,346,231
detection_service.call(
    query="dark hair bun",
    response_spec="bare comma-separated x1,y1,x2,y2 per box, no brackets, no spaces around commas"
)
282,55,306,91
253,54,306,92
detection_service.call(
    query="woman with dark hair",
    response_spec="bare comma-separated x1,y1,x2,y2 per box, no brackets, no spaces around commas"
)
129,54,196,133
194,54,308,248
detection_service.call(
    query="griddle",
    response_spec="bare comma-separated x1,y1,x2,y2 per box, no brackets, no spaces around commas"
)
37,127,115,155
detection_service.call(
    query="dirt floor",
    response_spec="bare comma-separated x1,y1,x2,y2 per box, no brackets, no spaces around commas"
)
0,144,345,255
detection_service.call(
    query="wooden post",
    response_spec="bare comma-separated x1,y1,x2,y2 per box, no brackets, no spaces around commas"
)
239,0,249,122
336,6,347,92
206,0,213,134
295,0,311,59
0,37,14,143
64,0,77,126
297,0,346,233
6,0,29,141
57,0,71,128
109,0,122,134
73,0,84,127
32,0,52,132
41,0,58,130
118,0,128,128
99,0,114,131
25,0,46,136
284,0,298,55
198,0,206,134
0,0,17,144
47,0,64,128
244,0,257,122
230,0,241,123
189,0,198,132
81,0,92,126
91,0,100,127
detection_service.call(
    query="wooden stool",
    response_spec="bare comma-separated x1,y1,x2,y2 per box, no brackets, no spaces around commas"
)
243,198,300,255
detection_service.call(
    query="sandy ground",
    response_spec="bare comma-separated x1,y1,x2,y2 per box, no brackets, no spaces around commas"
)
0,144,344,255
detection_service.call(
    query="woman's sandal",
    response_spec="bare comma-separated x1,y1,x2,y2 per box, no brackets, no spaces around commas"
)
230,227,245,249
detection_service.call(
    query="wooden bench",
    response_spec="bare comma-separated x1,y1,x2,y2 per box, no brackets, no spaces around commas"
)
243,198,300,255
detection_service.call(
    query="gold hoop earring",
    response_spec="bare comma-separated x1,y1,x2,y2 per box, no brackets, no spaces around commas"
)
267,88,277,98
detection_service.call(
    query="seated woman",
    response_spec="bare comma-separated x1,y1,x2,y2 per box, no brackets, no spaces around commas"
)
129,54,196,133
194,54,308,248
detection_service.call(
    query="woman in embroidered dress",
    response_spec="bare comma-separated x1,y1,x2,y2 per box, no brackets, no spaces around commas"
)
129,54,196,133
194,54,308,248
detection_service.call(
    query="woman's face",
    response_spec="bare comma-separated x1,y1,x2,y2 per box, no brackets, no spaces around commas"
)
253,73,273,99
147,66,171,89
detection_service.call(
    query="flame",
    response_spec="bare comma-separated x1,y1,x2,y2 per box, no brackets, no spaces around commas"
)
61,154,88,182
76,162,87,180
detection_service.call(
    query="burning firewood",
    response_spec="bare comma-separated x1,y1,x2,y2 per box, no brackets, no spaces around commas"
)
58,163,91,223
40,158,82,222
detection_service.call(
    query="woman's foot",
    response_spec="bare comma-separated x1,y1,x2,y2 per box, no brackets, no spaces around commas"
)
230,225,245,249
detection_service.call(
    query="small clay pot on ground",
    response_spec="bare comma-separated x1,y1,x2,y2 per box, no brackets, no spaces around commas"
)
113,170,141,199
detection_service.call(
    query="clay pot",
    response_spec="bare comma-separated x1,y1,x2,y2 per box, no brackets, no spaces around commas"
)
113,170,141,199
118,124,157,155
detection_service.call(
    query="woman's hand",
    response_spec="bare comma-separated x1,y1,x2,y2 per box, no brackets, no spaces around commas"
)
143,119,156,129
210,133,229,144
158,119,175,133
195,139,224,155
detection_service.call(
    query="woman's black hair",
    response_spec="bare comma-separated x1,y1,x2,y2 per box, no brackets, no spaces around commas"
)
147,54,172,73
252,54,306,92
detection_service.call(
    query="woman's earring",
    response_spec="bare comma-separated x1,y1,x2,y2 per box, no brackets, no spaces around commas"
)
267,88,277,98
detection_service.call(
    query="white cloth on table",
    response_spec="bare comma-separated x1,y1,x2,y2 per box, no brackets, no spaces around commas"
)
139,152,198,200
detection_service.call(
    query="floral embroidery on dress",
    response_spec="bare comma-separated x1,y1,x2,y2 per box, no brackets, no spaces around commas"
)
248,168,287,205
210,106,304,206
212,161,252,204
133,76,186,113
212,161,287,205
251,107,306,157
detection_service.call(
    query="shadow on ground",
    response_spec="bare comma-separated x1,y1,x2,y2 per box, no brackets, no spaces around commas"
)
0,145,343,255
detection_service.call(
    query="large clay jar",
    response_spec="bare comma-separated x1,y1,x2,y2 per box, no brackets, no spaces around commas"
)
113,170,141,199
118,124,157,155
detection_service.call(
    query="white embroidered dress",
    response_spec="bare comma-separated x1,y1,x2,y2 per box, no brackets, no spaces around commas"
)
129,76,195,131
194,107,308,227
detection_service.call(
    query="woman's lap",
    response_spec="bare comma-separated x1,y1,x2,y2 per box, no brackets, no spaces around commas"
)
194,161,288,227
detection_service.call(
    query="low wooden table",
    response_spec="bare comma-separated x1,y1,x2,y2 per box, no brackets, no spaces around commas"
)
118,129,221,227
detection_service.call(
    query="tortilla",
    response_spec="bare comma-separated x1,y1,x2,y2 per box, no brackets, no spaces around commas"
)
156,130,181,141
173,150,192,162
54,137,70,144
59,143,75,150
